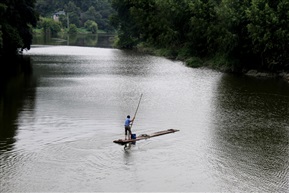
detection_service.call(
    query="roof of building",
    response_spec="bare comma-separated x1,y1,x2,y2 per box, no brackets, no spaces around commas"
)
54,10,65,15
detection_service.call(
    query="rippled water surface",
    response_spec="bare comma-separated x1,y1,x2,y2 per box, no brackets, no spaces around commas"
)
1,46,289,192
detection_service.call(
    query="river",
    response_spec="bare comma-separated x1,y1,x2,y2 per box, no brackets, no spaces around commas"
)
0,38,289,192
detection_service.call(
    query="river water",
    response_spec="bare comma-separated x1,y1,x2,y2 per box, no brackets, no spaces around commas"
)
1,44,289,192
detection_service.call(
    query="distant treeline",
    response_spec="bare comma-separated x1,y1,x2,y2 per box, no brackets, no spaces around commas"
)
35,0,115,33
1,0,289,73
0,0,115,57
111,0,289,72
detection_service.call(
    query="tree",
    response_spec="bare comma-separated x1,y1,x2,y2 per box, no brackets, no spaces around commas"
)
246,0,289,70
38,17,62,36
65,1,81,27
0,0,38,56
68,24,78,34
216,0,254,69
111,0,141,48
84,20,98,34
35,0,115,32
0,3,7,50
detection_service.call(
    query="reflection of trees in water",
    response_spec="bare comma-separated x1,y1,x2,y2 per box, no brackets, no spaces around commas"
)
213,74,289,147
0,56,36,152
210,74,289,192
32,33,114,48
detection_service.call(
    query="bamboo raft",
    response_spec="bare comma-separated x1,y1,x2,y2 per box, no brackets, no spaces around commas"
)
113,129,180,145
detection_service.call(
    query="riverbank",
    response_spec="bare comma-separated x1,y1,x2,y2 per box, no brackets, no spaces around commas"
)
132,43,289,83
245,70,289,81
134,43,238,72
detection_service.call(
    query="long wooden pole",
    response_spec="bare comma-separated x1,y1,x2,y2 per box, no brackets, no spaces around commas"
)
131,93,143,129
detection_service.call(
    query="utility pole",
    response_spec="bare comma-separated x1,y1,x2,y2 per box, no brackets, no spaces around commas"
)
67,12,69,30
66,12,69,45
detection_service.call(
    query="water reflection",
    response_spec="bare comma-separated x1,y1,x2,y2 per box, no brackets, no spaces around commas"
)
2,45,289,192
113,50,154,77
0,60,36,153
211,74,289,192
32,33,114,48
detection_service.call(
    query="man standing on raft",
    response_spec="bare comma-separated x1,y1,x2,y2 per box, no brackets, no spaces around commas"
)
124,115,135,139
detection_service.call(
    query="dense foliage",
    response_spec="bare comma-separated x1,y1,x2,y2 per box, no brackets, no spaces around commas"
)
0,0,38,56
38,17,62,36
0,0,115,57
35,0,115,32
2,0,289,73
111,0,289,72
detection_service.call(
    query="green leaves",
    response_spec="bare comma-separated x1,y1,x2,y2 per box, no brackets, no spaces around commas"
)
39,17,62,35
84,20,98,34
0,0,38,55
110,0,289,71
246,0,289,69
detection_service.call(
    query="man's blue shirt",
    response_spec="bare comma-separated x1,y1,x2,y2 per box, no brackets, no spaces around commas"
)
124,118,131,126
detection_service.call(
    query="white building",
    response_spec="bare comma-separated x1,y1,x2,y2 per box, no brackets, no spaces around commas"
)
53,10,65,22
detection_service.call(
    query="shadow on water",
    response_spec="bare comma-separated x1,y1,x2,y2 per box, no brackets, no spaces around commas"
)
0,56,36,153
211,74,289,191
